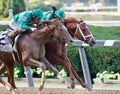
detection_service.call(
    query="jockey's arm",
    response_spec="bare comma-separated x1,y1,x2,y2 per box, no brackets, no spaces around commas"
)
20,22,37,32
20,23,31,31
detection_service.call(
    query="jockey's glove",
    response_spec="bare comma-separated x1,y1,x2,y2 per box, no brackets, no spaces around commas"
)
31,28,37,32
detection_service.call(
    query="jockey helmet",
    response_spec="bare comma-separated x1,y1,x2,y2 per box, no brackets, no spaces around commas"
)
55,10,65,19
32,8,43,19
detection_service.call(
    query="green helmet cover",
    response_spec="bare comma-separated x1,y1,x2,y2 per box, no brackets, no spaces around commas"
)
32,8,43,19
55,10,65,19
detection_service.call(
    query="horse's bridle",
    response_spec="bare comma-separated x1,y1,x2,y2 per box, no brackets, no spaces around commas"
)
74,21,95,44
47,23,71,43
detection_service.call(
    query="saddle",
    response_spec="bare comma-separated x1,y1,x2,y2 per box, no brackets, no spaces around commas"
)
0,29,21,63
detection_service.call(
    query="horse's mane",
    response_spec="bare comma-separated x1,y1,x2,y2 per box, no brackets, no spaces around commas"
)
63,17,78,23
63,17,79,29
37,19,57,30
63,17,84,23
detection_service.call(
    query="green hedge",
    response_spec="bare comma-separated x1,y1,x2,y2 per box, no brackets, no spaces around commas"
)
0,25,120,80
86,46,120,78
0,25,9,31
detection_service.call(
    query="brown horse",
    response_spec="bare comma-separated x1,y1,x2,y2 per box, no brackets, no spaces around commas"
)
45,17,96,89
0,19,73,94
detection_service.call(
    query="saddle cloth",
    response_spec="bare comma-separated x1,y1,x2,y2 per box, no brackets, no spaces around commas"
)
0,29,13,53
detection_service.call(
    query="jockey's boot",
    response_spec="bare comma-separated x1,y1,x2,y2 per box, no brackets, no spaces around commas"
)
7,29,22,44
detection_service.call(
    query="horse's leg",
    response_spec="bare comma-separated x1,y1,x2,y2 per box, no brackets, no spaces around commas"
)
63,60,75,88
0,75,6,86
6,65,16,88
0,76,11,89
26,58,46,91
64,58,88,89
0,63,6,74
0,63,7,87
0,64,13,92
71,67,88,89
0,63,20,94
42,58,70,86
6,64,21,94
0,75,20,94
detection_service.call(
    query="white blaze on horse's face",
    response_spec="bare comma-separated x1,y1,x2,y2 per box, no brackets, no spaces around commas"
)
54,22,73,45
75,21,96,46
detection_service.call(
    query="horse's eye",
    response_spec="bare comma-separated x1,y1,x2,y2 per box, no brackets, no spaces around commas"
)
82,29,86,32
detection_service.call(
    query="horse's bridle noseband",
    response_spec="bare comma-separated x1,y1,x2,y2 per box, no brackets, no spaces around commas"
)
75,22,95,44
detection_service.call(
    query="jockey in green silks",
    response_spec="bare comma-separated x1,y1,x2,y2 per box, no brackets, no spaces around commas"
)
8,8,43,38
41,10,65,21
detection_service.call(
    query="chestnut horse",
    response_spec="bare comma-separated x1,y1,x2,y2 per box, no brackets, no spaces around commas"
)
45,17,96,89
0,19,73,94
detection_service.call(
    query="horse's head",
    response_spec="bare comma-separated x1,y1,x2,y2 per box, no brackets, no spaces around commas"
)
63,18,96,46
38,19,73,45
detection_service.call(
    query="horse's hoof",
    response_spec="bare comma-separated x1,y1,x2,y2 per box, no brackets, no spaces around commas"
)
71,84,75,89
82,84,89,90
12,88,21,94
39,85,44,91
62,80,65,83
66,84,75,89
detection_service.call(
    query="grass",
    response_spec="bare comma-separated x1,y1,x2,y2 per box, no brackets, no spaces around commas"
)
88,25,120,40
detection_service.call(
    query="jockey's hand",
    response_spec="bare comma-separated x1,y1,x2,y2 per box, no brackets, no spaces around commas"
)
31,28,37,32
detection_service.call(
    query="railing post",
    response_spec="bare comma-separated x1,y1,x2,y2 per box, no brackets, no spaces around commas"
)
9,9,13,20
117,0,120,13
78,46,92,91
24,67,34,87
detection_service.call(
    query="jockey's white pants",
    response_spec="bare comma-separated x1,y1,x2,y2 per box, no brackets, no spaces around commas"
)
9,19,21,30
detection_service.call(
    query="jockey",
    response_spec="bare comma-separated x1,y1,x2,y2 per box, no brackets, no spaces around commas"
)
41,10,65,21
8,8,43,41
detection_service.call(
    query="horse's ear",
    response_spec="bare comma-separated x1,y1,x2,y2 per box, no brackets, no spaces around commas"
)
80,18,83,21
42,20,50,24
54,21,59,26
61,18,65,23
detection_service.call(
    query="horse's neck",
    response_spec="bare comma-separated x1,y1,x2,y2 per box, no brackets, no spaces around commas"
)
68,29,75,38
31,27,51,44
65,22,77,38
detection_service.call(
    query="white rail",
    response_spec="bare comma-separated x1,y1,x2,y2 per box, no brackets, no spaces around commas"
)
0,21,10,25
73,40,120,46
86,21,120,26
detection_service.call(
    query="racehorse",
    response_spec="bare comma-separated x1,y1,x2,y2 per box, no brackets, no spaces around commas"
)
45,17,96,89
0,19,73,94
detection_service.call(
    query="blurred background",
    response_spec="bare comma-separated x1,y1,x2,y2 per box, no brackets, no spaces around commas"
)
0,0,120,21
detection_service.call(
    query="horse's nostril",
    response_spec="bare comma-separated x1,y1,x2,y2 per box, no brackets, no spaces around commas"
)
70,40,73,43
93,41,96,44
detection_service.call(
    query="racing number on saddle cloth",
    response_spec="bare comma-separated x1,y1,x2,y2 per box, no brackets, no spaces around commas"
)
0,31,13,53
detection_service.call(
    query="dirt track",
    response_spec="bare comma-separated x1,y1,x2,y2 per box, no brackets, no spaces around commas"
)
1,78,120,94
1,87,120,94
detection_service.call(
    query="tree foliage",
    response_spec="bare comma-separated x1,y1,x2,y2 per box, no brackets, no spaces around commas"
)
0,0,10,17
0,0,25,17
28,0,63,11
12,0,25,14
